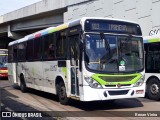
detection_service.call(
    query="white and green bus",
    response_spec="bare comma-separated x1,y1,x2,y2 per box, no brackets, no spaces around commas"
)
8,17,145,104
144,35,160,100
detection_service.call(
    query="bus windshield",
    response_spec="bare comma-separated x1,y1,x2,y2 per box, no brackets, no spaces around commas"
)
85,34,144,73
0,55,8,68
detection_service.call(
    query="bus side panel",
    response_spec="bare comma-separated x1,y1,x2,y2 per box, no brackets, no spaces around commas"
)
8,63,18,85
17,62,26,86
24,62,43,90
24,62,34,88
66,60,71,97
42,61,67,94
145,73,160,82
42,61,57,94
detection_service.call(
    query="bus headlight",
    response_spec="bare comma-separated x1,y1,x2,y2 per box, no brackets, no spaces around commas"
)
84,77,102,89
133,75,145,87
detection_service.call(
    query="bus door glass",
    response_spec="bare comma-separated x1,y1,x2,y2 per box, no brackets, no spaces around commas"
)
13,45,18,83
69,35,80,96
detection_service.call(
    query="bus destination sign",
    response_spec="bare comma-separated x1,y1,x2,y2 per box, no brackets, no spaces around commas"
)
85,19,141,35
91,23,127,32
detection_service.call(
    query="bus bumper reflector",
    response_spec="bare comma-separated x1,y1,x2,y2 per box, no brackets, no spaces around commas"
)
136,90,144,94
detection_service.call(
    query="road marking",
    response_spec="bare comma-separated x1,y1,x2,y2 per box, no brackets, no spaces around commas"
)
5,107,13,112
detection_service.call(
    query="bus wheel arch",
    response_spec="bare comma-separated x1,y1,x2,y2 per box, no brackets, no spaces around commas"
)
146,76,160,101
55,76,69,105
20,73,27,93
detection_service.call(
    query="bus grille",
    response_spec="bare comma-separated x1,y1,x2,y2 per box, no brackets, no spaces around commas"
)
99,76,136,82
108,90,129,95
105,84,131,87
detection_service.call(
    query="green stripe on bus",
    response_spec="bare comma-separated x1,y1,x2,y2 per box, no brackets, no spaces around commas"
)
92,73,142,85
48,28,57,33
62,67,67,75
148,38,160,43
48,24,68,33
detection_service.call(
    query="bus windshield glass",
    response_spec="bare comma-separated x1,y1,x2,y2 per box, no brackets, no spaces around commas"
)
0,55,8,68
85,34,144,73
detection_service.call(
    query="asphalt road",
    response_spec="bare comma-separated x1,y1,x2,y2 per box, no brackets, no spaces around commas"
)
0,80,160,120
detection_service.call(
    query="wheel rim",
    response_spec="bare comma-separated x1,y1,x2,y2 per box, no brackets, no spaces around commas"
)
150,83,159,95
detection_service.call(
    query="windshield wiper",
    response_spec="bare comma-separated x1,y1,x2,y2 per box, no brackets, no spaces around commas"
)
100,32,111,59
98,33,113,70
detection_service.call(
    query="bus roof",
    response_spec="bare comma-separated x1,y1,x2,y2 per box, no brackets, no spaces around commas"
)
143,35,160,43
9,17,139,46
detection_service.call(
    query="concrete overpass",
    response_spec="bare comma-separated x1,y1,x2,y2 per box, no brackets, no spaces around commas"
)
0,0,160,49
0,0,90,48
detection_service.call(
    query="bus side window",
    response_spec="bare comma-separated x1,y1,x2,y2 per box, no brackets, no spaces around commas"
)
13,48,17,62
8,46,13,63
56,31,67,58
12,44,18,62
26,39,34,61
70,35,79,66
48,43,55,59
43,33,55,60
34,38,42,60
17,42,26,62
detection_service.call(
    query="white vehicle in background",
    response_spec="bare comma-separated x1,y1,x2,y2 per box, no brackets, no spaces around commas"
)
144,35,160,100
8,17,145,105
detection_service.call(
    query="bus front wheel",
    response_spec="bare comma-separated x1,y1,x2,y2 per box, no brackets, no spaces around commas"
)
146,78,160,101
57,82,69,105
20,75,27,93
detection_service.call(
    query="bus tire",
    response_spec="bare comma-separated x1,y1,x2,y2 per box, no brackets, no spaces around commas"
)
58,82,69,105
146,78,160,101
107,100,115,103
20,75,27,93
12,84,20,89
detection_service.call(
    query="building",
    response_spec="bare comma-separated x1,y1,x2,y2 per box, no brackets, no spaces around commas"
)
0,0,160,48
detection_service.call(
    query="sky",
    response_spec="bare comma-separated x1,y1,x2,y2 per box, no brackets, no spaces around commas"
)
0,0,42,16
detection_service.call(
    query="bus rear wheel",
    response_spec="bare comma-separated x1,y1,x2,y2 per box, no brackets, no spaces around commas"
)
20,75,27,93
146,78,160,101
57,82,69,105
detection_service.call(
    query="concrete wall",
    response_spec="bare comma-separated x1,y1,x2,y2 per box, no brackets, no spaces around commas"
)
0,0,91,46
0,0,160,36
0,0,89,24
0,0,90,36
11,14,63,31
64,0,160,36
0,0,66,23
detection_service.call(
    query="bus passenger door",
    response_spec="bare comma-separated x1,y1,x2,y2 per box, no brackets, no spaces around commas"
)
13,48,18,84
69,35,80,97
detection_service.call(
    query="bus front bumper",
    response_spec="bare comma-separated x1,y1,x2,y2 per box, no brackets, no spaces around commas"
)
81,84,145,101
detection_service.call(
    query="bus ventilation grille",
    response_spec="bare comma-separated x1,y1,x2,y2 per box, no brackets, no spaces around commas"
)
105,84,131,87
99,75,136,82
108,90,129,95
